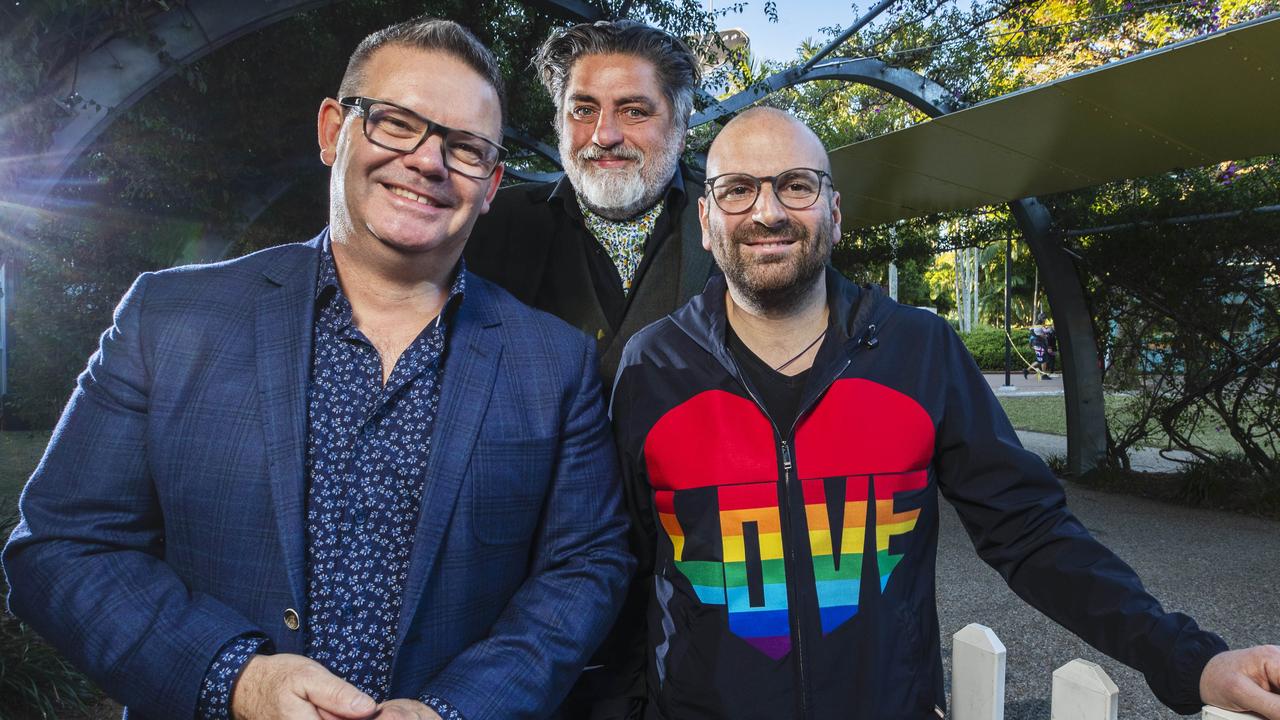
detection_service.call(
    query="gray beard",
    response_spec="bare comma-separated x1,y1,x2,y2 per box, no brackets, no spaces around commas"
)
560,132,682,221
573,168,658,220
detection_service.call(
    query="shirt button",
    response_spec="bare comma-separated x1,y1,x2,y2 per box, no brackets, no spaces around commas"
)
353,507,369,524
283,608,301,631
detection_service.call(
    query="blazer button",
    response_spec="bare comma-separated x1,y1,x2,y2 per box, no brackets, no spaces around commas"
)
283,608,301,631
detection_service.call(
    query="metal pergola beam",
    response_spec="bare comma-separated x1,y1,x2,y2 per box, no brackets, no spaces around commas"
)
691,58,961,128
1013,200,1108,473
520,0,604,22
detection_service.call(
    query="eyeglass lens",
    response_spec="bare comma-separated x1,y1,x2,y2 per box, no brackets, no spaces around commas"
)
710,169,824,213
364,102,500,177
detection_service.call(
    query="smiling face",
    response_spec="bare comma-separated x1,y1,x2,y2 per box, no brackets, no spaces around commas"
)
318,45,503,266
557,53,684,220
700,110,841,313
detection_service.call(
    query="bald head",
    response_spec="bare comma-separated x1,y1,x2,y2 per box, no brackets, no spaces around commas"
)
707,107,831,177
698,106,841,316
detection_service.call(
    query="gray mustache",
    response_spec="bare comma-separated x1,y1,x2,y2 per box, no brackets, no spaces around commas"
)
578,146,644,163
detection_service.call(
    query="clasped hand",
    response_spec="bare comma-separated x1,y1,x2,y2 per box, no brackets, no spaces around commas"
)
229,653,444,720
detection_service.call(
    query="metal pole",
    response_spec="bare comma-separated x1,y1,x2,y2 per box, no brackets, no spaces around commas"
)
1003,234,1013,388
888,225,899,301
798,0,898,74
1,261,8,407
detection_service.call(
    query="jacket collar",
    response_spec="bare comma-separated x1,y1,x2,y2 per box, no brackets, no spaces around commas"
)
670,265,893,382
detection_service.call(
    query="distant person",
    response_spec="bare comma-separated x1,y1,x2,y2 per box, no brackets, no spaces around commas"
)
1026,325,1049,379
603,106,1280,720
468,20,716,384
4,17,632,720
1044,322,1058,375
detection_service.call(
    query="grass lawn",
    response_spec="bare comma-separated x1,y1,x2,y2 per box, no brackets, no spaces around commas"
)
1,431,50,516
997,395,1260,456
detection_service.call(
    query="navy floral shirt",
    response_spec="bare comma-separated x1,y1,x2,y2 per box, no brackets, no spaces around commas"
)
196,243,464,720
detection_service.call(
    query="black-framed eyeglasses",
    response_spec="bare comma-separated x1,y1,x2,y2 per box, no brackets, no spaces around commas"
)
339,96,507,179
705,168,832,214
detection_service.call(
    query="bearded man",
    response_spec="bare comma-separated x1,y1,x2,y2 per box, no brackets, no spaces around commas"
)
604,107,1280,719
467,19,715,384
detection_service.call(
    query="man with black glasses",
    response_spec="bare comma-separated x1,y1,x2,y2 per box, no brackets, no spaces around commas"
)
605,106,1280,719
4,17,632,720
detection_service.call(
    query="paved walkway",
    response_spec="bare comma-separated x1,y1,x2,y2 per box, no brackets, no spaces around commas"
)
984,370,1065,396
936,478,1280,719
1016,429,1196,473
948,372,1273,716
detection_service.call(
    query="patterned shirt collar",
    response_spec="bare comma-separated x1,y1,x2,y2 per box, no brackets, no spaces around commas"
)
576,198,664,296
316,236,467,326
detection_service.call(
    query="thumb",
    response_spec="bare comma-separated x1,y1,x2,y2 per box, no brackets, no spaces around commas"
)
303,674,377,718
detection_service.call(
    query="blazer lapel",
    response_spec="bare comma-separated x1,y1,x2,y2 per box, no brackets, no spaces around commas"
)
255,239,322,609
395,273,503,646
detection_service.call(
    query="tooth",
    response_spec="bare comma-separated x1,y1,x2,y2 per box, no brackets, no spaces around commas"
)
392,187,436,205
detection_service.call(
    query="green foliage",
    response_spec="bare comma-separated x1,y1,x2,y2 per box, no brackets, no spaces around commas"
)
960,324,1029,370
0,501,102,719
1176,455,1280,517
0,608,100,720
0,431,50,499
1048,154,1280,480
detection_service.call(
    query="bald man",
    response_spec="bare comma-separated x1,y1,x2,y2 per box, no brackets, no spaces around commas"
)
602,108,1280,719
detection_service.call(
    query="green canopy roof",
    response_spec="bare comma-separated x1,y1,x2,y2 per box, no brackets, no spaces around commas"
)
829,14,1280,230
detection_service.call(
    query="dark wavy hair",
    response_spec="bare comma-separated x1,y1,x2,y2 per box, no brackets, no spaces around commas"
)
533,19,701,132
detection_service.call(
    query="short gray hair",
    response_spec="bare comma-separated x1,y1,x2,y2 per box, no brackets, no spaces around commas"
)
339,17,506,125
533,20,701,132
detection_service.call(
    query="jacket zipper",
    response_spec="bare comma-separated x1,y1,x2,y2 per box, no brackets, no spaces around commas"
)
779,438,806,719
730,351,853,720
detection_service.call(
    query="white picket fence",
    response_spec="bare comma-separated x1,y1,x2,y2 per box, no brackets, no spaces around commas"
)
950,623,1263,720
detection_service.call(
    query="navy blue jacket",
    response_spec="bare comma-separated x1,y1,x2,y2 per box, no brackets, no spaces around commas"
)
4,234,634,719
607,268,1224,719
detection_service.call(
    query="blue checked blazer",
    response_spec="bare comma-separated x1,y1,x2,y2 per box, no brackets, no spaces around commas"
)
3,233,634,720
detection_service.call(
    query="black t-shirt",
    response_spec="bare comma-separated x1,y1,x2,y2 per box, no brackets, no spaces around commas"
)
726,324,815,434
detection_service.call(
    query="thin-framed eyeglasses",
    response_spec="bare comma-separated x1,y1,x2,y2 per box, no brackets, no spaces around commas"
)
339,96,507,179
705,168,832,214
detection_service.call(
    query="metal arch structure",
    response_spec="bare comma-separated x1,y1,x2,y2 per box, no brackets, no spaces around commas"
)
3,0,604,231
7,0,335,230
690,59,962,127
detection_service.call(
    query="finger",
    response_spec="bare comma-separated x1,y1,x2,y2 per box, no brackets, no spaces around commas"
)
372,705,410,720
376,702,432,720
1262,645,1280,689
1232,679,1280,720
303,675,378,719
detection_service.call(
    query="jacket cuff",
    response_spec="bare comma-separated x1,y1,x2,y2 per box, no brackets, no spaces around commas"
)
1153,628,1229,714
421,693,465,720
196,635,270,720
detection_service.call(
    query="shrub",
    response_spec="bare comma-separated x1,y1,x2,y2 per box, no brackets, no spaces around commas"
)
0,511,102,719
960,325,1031,370
1177,455,1280,516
